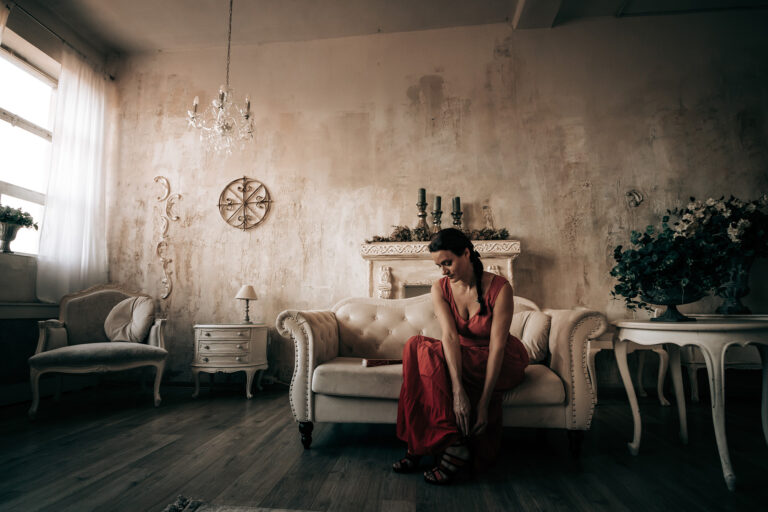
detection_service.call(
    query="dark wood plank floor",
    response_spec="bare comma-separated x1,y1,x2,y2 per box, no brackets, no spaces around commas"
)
1,382,767,512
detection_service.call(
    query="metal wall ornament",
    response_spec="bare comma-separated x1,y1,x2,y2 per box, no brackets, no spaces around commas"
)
154,176,182,299
218,176,273,230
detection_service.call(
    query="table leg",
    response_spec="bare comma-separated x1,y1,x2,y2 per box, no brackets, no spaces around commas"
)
653,346,671,406
757,345,768,447
666,344,688,444
192,369,201,398
245,369,255,399
615,340,641,455
701,345,736,491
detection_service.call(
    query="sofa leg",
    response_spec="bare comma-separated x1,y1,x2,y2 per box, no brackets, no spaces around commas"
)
568,430,584,458
299,421,313,449
153,362,165,407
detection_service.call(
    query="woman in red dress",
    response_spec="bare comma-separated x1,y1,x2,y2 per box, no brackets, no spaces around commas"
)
393,228,529,485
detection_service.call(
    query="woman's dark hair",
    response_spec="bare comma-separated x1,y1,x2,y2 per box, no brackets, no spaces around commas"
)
429,228,486,315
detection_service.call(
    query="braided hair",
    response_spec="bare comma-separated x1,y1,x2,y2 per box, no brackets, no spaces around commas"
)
428,228,487,316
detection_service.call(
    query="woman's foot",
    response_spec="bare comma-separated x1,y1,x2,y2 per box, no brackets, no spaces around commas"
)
392,452,422,473
424,443,470,485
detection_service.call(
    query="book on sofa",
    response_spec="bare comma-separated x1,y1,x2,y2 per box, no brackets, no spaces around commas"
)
361,358,403,367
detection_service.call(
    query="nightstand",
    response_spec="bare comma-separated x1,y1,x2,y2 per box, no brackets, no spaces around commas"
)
191,323,268,399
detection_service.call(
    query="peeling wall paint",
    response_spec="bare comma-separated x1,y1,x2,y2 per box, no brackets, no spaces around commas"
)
107,12,768,384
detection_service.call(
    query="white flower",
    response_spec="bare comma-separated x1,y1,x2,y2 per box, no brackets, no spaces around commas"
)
727,225,741,243
682,213,694,223
705,198,716,206
723,209,731,218
715,202,727,212
746,203,757,213
737,218,751,230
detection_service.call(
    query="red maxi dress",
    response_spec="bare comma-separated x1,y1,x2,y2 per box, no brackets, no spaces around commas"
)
396,274,529,464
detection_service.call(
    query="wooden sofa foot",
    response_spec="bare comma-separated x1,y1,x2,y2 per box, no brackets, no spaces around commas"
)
568,430,584,458
299,421,313,449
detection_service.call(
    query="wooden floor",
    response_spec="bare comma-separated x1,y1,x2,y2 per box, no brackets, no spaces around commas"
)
1,382,767,512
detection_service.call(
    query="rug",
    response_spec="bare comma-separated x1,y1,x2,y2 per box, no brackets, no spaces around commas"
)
162,495,318,512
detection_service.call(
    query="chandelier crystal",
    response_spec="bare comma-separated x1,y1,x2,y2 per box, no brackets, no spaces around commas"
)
187,0,253,154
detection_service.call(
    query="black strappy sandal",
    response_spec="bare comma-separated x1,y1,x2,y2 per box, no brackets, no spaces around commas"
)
392,453,422,473
423,450,471,485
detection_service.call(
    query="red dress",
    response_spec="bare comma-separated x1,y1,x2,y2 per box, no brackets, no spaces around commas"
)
396,274,529,463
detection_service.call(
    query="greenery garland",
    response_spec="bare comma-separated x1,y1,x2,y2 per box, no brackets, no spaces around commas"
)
366,226,509,243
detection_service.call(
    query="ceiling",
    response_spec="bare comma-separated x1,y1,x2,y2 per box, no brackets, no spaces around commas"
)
12,0,768,56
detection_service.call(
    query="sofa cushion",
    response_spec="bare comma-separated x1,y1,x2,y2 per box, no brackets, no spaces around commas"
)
312,357,565,406
313,357,403,399
29,342,167,369
510,310,551,363
503,363,565,406
104,296,154,343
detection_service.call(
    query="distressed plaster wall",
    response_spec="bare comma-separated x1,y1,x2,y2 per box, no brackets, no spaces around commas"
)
107,12,768,384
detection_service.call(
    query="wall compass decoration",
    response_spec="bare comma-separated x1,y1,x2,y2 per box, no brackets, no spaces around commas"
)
218,176,273,230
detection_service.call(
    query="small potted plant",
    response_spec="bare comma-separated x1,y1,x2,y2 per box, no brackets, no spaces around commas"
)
610,217,718,321
0,204,39,253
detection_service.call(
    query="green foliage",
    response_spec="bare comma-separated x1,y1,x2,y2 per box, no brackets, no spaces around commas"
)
0,204,38,230
365,225,509,243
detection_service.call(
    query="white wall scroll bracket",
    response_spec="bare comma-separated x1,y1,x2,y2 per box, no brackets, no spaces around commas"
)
154,176,182,299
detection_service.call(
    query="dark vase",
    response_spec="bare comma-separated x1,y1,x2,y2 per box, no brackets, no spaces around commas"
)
642,287,706,322
715,255,754,315
0,222,22,253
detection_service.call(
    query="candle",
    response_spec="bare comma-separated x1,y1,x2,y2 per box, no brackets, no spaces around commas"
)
435,196,441,211
418,188,426,204
452,196,461,213
193,96,199,107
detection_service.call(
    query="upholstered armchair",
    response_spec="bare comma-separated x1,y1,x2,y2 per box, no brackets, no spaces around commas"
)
28,284,167,417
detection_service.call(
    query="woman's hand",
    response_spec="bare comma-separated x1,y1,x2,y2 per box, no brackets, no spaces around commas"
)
453,387,471,436
472,403,489,436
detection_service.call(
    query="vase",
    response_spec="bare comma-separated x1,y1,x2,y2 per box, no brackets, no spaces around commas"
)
0,222,22,253
715,255,753,315
642,287,705,322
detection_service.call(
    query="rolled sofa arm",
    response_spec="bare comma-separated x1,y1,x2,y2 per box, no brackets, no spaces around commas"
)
35,320,68,354
542,309,607,430
276,310,340,423
148,318,166,349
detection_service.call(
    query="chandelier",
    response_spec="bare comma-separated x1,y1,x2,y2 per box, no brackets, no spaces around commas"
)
187,0,253,154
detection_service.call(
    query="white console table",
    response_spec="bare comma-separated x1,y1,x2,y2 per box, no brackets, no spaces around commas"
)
614,318,768,491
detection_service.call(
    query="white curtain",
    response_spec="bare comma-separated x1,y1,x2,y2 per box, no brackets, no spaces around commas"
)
36,47,107,303
0,3,10,46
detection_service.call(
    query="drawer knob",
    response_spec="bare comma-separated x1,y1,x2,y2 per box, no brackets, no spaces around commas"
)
237,332,244,336
236,356,242,362
203,357,209,363
204,345,210,350
236,344,242,349
205,332,211,337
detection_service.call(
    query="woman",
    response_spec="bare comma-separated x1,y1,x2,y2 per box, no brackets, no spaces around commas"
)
394,228,529,485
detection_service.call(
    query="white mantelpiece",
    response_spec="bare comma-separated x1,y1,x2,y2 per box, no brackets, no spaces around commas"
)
360,240,521,299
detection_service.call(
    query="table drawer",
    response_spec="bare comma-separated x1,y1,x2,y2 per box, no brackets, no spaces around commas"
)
197,328,250,340
198,341,249,355
197,354,250,365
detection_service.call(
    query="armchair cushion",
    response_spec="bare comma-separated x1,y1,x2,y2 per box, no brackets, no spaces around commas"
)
511,310,552,363
312,357,403,399
29,342,167,369
104,296,154,343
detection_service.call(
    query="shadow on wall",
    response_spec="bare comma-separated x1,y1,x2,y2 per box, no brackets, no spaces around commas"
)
512,251,553,308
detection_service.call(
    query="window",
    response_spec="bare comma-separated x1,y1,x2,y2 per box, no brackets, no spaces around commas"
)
0,46,57,255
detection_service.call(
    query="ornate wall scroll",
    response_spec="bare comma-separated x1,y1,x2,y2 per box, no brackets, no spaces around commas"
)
218,176,273,230
154,176,182,299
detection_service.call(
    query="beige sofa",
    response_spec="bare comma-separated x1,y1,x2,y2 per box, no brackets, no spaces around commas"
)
276,293,607,452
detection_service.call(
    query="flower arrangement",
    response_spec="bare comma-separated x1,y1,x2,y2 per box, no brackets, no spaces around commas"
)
610,218,719,312
365,226,509,243
0,204,38,230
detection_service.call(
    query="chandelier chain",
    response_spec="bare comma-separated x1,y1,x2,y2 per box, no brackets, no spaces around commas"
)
226,0,233,88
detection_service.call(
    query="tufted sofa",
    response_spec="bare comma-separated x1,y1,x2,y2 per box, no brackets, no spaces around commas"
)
27,284,167,418
276,293,607,451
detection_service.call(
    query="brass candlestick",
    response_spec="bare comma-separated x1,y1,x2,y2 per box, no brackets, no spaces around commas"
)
416,200,429,230
431,208,443,233
451,210,463,230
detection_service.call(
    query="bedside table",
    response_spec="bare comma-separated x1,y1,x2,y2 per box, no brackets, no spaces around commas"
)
191,324,268,399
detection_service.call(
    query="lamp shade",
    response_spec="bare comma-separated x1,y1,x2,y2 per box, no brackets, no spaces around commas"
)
235,285,258,300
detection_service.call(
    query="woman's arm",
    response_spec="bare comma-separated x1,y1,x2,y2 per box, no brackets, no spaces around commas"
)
431,281,471,436
473,281,514,435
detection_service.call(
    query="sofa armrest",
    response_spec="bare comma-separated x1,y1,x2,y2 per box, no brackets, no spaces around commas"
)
148,318,166,349
542,308,607,430
276,310,340,423
35,320,68,354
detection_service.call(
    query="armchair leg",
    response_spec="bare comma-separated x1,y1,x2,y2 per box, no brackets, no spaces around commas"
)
153,361,165,407
299,421,314,449
568,430,584,458
29,369,42,418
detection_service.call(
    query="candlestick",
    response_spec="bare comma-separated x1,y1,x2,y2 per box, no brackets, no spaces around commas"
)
451,209,463,230
431,198,443,234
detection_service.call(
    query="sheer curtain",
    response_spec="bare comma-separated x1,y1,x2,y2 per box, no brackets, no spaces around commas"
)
36,47,107,303
0,3,9,46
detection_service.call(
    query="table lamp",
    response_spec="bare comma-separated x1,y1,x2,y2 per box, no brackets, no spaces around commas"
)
235,285,258,324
